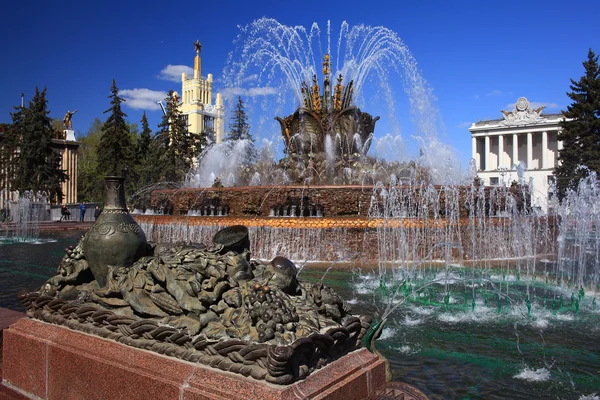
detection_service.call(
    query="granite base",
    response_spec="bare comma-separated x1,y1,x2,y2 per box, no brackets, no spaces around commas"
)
1,318,386,400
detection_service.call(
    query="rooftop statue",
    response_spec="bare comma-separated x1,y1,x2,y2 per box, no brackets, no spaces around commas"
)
499,97,545,126
63,109,78,130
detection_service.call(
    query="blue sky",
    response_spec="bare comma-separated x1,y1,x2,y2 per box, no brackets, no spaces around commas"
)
1,0,599,168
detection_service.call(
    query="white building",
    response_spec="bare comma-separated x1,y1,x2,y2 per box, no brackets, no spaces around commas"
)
469,97,564,212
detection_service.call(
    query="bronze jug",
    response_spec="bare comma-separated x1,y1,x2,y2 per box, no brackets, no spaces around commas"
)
84,176,147,287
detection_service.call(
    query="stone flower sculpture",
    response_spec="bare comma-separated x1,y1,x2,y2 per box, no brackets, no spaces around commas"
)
19,225,372,384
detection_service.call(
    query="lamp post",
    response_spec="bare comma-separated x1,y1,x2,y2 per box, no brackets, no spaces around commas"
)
498,166,508,186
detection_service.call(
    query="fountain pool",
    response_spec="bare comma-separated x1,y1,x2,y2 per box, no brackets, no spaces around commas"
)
3,241,599,399
133,175,600,398
0,231,80,310
301,268,600,399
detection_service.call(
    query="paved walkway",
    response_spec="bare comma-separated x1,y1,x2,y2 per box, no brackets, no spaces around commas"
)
1,221,93,233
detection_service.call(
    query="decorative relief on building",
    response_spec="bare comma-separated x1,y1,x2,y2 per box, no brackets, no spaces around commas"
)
500,97,546,126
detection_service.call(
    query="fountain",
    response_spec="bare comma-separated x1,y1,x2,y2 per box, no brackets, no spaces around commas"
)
3,18,600,399
275,55,379,160
136,19,472,264
0,190,51,244
183,18,458,187
130,19,600,398
1,175,398,399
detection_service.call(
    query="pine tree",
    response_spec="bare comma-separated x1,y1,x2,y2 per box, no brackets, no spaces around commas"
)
0,107,23,201
555,49,600,198
228,97,251,141
137,112,152,162
136,112,157,188
12,87,67,202
97,80,134,179
227,96,256,163
156,91,195,182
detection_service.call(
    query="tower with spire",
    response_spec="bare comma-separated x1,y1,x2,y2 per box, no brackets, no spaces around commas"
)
178,41,225,145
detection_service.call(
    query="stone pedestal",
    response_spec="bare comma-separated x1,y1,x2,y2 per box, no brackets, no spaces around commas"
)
1,318,386,400
63,130,76,141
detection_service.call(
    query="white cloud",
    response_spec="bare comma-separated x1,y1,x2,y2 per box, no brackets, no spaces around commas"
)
487,90,505,97
473,94,480,100
457,121,473,128
504,101,560,111
158,65,194,82
221,87,279,99
121,88,168,111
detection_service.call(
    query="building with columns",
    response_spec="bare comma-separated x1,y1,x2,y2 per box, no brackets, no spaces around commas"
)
469,97,565,211
0,126,80,213
178,41,225,145
52,129,79,204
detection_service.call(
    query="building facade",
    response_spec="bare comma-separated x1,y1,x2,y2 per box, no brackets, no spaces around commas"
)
52,129,80,204
0,127,79,212
178,42,225,145
469,97,564,211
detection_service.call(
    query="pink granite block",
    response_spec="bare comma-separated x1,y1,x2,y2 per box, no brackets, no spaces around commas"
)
47,342,182,400
51,326,196,384
0,309,24,331
0,383,30,400
7,317,59,340
184,366,283,400
3,318,386,400
1,329,48,399
184,349,386,400
293,349,381,399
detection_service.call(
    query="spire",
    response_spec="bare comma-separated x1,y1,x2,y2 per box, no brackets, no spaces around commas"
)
193,40,202,79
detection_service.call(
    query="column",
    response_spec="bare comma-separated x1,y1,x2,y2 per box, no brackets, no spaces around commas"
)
541,131,548,169
527,132,533,169
512,134,518,168
484,135,490,171
557,131,564,151
472,137,477,160
74,150,78,203
498,135,504,168
65,148,69,203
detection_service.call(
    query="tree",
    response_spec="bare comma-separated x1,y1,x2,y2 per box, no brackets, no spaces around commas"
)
155,91,195,182
0,110,22,203
555,49,600,198
228,97,251,141
136,113,151,163
135,112,157,188
97,80,134,180
77,118,104,202
227,96,256,163
11,87,67,202
52,118,65,135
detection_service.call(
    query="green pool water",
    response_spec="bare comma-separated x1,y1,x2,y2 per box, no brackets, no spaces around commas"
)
2,239,599,399
300,269,600,400
0,231,82,310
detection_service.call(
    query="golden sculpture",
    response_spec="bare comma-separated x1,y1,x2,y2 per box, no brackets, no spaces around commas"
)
63,110,78,130
322,53,331,76
275,70,379,159
334,74,344,110
311,75,321,111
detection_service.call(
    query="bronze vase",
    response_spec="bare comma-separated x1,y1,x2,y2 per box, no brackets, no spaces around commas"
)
84,176,147,287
